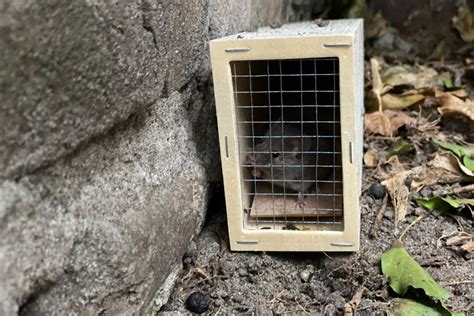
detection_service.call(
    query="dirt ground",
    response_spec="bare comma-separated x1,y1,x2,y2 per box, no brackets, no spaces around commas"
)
162,3,473,314
161,162,472,314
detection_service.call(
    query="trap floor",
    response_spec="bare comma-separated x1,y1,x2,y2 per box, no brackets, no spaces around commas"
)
249,182,343,218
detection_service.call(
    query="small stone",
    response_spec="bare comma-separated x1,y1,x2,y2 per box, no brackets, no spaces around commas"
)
420,187,432,198
324,303,337,314
369,183,386,199
300,285,315,298
274,303,286,314
233,294,244,304
247,275,258,284
383,207,394,219
300,270,312,283
185,292,210,314
237,267,248,277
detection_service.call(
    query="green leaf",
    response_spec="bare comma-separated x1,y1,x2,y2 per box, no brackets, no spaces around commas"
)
388,138,414,157
434,140,474,172
443,78,453,89
416,197,474,212
381,240,450,301
390,298,464,316
462,155,474,172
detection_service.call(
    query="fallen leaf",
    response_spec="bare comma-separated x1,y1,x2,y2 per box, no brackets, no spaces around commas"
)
390,298,464,316
365,11,388,39
382,170,411,226
370,58,390,105
381,240,450,301
428,39,445,61
411,152,474,191
381,65,439,89
440,74,455,90
445,232,474,253
363,149,379,167
381,92,425,111
344,287,365,316
450,89,469,98
452,0,474,42
388,138,414,158
461,240,474,252
436,90,474,122
434,140,474,173
365,110,416,137
416,196,474,213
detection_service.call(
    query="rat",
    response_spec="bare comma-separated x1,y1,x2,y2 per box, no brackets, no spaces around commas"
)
245,123,334,209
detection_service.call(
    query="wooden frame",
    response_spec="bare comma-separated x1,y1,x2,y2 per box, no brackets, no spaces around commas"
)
210,20,364,252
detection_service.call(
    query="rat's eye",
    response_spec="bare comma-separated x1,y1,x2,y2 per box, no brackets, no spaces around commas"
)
272,152,280,158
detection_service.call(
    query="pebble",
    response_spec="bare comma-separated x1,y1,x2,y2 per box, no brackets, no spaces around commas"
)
369,183,386,199
247,275,258,284
185,292,210,314
300,269,312,283
233,294,244,304
237,267,248,277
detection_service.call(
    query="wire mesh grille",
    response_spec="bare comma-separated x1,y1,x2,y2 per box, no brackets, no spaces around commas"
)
231,58,343,231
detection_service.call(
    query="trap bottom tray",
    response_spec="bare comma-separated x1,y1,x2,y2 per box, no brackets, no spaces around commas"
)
249,182,343,218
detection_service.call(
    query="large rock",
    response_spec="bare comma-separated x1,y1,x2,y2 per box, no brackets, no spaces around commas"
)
0,0,307,314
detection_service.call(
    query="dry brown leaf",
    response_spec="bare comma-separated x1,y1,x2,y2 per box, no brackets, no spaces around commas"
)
344,287,365,316
436,90,474,122
381,65,439,90
453,154,474,177
411,152,474,191
363,149,379,167
380,156,411,226
461,240,474,252
451,88,469,98
446,232,473,252
364,110,416,137
381,93,425,111
382,171,411,226
371,58,385,97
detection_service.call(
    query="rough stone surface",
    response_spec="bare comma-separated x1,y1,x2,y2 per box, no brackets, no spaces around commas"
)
0,0,307,315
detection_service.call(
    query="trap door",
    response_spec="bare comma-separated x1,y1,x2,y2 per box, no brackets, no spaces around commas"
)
232,57,343,232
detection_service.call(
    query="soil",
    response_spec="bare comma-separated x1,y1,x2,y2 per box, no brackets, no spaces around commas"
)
162,4,473,314
161,143,473,314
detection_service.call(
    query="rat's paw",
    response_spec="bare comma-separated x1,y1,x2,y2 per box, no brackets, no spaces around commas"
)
251,168,262,178
295,192,307,210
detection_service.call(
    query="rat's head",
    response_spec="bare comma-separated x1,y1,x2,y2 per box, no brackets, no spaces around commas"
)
245,131,310,179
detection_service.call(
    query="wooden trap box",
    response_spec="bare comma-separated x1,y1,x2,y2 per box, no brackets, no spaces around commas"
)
210,20,364,252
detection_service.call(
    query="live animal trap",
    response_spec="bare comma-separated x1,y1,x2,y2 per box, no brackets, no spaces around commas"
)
210,20,363,251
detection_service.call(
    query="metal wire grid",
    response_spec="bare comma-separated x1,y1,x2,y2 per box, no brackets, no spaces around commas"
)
231,58,343,231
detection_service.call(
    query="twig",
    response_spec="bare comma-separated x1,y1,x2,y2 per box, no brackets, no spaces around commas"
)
433,184,474,197
344,287,365,316
370,194,388,239
270,290,286,303
440,280,474,286
322,251,334,260
399,215,425,242
295,297,308,313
